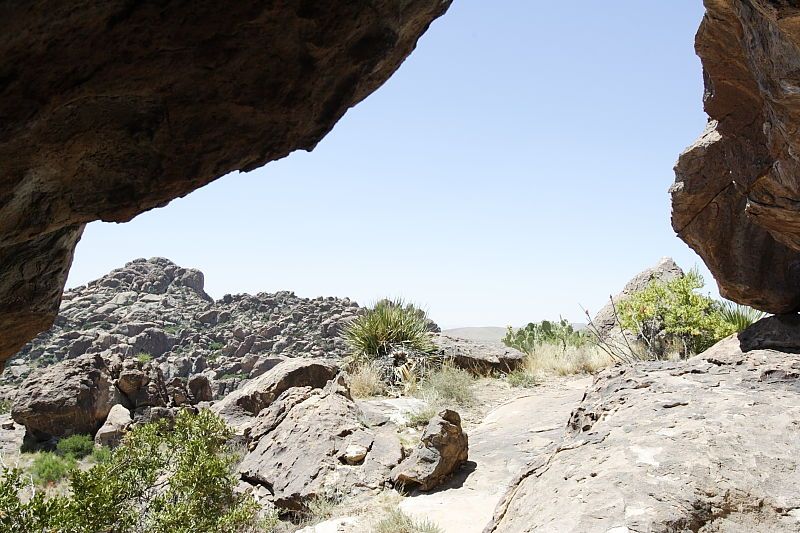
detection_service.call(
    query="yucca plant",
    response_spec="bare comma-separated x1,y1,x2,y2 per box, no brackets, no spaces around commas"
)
344,298,436,361
719,301,766,333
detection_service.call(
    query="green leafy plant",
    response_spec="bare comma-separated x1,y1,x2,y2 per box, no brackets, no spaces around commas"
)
29,452,76,486
135,352,153,364
56,434,95,460
0,399,10,415
1,410,263,532
615,269,736,358
208,341,225,351
345,299,436,360
90,445,111,464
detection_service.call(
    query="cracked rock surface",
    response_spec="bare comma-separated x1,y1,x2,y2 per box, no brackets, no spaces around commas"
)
485,315,800,532
673,0,800,313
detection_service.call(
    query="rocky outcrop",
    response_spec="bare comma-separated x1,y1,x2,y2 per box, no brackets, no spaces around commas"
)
94,403,132,447
238,375,404,511
212,358,339,431
0,1,451,366
11,354,116,441
591,257,684,337
391,409,468,492
2,257,363,400
672,1,800,313
433,334,525,374
486,316,800,532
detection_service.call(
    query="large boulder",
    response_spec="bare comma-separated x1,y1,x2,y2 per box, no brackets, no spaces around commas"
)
433,334,524,374
238,375,403,511
212,358,339,430
94,403,132,448
486,315,800,532
391,409,469,491
11,354,116,441
672,1,800,314
0,1,452,365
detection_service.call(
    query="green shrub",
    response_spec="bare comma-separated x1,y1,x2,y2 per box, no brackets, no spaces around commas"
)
29,452,76,486
90,446,111,464
616,269,736,357
345,299,436,360
372,509,443,533
0,400,10,415
208,341,225,351
503,318,588,355
1,410,262,533
56,434,95,460
719,301,766,333
135,352,153,364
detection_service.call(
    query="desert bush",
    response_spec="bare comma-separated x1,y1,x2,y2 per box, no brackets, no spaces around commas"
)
503,318,588,354
349,361,387,398
0,400,10,415
518,344,612,378
56,434,95,460
1,410,264,533
345,299,436,361
372,509,443,533
418,364,474,407
29,452,77,486
615,269,736,357
136,352,153,364
507,369,539,388
89,445,111,464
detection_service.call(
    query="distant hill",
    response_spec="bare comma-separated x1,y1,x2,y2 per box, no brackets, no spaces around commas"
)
442,327,507,343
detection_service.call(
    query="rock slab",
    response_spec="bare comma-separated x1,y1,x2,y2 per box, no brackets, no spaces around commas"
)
486,316,800,532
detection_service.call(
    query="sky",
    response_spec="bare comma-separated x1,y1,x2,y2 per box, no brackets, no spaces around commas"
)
67,1,712,329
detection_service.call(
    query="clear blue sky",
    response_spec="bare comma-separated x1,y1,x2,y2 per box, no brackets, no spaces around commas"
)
68,1,712,329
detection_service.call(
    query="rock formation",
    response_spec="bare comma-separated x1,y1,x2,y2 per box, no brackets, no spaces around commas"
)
433,335,525,374
1,257,366,401
237,374,406,511
672,0,800,313
0,1,452,366
391,409,469,492
486,316,800,532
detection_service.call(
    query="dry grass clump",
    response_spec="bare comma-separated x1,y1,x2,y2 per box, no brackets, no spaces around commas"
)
417,364,475,406
348,361,387,398
508,343,613,385
371,509,443,533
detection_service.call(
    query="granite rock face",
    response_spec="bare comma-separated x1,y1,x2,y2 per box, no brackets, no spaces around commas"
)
486,316,800,532
0,1,451,365
672,0,800,313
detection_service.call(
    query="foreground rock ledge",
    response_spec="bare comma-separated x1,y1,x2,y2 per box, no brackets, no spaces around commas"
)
485,315,800,532
0,0,451,365
672,0,800,313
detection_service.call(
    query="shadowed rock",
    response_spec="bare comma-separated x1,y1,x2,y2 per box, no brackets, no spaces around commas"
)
672,0,800,313
0,1,451,365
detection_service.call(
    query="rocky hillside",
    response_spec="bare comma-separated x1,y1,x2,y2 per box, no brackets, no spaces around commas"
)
1,257,366,401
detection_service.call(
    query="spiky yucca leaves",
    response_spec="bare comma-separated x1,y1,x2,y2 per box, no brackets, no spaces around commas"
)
344,299,436,361
719,301,766,333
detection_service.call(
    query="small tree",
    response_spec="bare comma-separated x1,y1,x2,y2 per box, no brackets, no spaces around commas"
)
615,269,735,357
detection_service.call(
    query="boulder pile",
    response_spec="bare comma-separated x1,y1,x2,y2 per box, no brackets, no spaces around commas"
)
2,257,366,400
